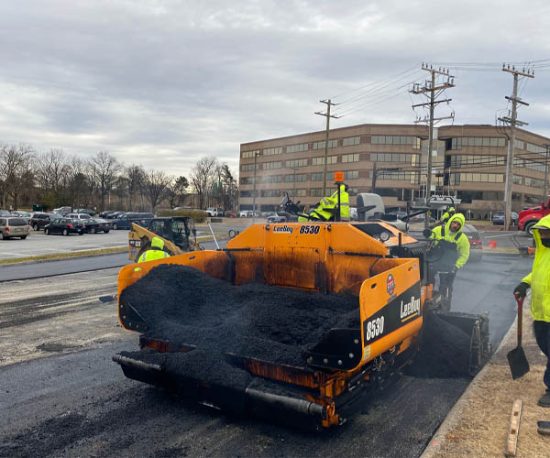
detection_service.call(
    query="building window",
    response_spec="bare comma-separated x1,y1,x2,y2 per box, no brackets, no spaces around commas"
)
312,155,338,166
241,149,260,159
286,143,308,153
450,155,505,167
263,146,283,156
371,135,420,148
342,136,360,146
371,153,418,163
295,189,307,197
312,139,338,150
263,161,282,170
450,137,506,149
240,191,252,197
456,173,504,183
240,177,255,185
284,174,307,183
310,188,325,197
285,158,308,168
241,163,258,172
341,153,360,163
260,190,282,198
260,175,283,184
345,170,359,180
310,172,324,181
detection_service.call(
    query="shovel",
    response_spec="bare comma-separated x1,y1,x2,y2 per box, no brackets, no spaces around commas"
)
507,294,530,379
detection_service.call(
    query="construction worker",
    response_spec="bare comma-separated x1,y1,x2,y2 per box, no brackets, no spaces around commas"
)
304,183,350,222
427,213,470,304
514,214,550,408
137,236,170,263
439,206,456,225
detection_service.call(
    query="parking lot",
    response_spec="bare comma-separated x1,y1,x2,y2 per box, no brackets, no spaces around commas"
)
0,229,129,260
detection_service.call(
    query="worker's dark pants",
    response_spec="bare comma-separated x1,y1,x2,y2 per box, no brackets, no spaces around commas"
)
533,321,550,391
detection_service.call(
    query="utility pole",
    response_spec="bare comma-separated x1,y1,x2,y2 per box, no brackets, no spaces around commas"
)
410,63,455,228
315,99,340,196
498,64,534,230
544,144,550,202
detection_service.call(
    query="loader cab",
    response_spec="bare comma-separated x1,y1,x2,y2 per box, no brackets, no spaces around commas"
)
148,217,195,251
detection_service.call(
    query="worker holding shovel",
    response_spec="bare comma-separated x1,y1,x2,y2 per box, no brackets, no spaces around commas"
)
514,214,550,409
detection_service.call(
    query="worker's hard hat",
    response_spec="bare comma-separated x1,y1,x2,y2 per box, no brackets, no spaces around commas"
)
151,236,165,249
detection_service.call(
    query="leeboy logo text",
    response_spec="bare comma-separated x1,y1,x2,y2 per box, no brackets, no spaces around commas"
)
400,296,421,321
273,225,293,234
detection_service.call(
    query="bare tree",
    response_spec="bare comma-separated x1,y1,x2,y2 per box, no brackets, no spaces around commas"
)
125,164,146,211
190,157,217,209
145,170,172,212
0,144,34,209
67,157,91,208
34,149,72,207
88,151,120,211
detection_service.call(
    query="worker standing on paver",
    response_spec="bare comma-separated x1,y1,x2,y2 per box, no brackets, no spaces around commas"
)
514,214,550,408
137,236,170,263
304,183,350,222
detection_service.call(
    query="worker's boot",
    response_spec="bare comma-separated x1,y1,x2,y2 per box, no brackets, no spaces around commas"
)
538,391,550,408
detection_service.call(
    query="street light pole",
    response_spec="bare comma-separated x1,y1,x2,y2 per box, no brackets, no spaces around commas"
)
252,151,260,223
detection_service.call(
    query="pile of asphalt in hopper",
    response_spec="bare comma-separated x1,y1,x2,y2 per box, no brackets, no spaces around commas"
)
120,265,359,370
405,311,472,378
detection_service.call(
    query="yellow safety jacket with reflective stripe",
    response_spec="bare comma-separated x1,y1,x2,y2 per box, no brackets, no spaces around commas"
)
430,213,470,269
137,248,170,263
521,214,550,322
305,184,350,221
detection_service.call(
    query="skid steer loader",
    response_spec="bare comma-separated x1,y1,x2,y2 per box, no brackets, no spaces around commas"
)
113,221,489,429
128,216,199,261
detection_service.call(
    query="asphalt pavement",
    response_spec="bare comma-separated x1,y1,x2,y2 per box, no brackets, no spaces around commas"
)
0,254,532,457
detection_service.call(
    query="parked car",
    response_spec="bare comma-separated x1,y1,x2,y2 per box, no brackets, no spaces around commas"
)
44,218,85,236
10,210,32,222
491,211,518,225
463,223,482,263
53,206,72,216
30,212,53,231
0,217,31,240
266,213,287,223
239,210,256,218
73,208,96,216
0,209,11,217
206,208,224,217
90,217,112,233
111,212,154,230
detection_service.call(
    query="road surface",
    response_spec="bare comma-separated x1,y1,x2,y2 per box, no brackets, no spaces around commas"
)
0,255,532,457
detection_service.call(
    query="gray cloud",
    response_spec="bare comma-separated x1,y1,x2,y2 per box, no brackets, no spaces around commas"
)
0,0,548,177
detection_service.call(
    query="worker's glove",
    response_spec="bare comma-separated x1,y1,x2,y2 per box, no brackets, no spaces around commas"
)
513,282,529,298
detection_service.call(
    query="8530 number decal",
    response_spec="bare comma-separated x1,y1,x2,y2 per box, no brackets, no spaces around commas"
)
300,225,320,235
365,316,385,342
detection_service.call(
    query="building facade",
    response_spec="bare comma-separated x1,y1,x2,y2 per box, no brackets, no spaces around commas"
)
238,123,550,218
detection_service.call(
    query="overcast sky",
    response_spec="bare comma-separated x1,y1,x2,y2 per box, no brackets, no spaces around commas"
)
0,0,549,178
